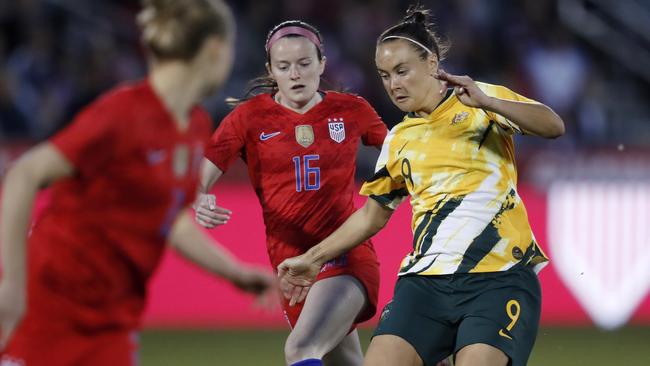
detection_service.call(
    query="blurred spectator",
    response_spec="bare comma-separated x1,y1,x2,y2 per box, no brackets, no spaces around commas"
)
522,29,589,116
0,70,29,138
0,0,648,174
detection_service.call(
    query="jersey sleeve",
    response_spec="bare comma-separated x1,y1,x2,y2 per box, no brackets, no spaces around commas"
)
476,82,539,135
359,132,408,210
357,97,388,147
50,93,121,177
204,108,246,172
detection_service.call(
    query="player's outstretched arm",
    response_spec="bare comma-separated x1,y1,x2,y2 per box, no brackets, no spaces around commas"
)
169,210,274,296
277,198,393,305
434,69,565,138
0,143,74,349
193,159,232,228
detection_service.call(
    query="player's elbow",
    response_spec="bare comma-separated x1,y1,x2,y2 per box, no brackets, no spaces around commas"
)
6,155,41,190
362,200,393,235
546,118,565,139
540,108,565,139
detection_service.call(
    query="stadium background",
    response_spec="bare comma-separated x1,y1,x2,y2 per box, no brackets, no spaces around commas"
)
1,0,649,365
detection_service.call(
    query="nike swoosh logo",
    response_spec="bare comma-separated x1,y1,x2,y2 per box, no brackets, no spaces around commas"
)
498,329,513,340
397,142,408,155
260,131,281,141
147,150,167,165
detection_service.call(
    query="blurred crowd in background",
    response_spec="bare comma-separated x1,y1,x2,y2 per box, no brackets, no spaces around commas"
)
1,0,649,180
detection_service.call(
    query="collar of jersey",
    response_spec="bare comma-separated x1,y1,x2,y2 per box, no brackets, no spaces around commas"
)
405,88,454,121
268,90,328,116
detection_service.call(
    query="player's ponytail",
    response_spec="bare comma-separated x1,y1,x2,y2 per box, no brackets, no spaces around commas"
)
137,0,233,61
225,76,278,107
403,6,428,25
378,4,449,61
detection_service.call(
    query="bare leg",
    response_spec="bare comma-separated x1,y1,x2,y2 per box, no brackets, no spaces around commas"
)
322,329,364,366
284,275,367,365
363,335,423,366
455,343,508,366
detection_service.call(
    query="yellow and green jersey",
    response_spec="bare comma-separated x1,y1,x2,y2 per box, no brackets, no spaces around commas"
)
361,82,548,276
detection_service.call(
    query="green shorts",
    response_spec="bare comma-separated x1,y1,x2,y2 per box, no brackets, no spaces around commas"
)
374,267,541,366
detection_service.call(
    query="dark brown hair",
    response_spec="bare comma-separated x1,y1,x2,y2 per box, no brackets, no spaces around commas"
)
226,20,324,107
377,4,449,61
137,0,234,61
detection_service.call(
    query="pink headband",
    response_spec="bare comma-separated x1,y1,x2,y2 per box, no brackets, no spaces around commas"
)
265,26,322,53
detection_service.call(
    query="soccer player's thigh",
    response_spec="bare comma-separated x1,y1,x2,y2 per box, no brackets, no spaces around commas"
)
371,276,456,366
285,275,367,361
364,335,423,366
455,268,541,366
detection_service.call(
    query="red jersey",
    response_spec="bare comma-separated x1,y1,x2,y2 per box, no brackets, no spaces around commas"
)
205,92,387,266
29,80,212,329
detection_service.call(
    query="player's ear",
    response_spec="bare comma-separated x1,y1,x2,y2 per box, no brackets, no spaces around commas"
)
428,54,439,77
265,62,273,77
318,56,326,76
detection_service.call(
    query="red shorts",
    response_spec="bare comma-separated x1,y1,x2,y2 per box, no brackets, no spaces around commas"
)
1,311,138,366
1,258,139,366
279,240,380,329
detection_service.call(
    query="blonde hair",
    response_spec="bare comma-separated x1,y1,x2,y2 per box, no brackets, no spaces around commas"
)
137,0,234,61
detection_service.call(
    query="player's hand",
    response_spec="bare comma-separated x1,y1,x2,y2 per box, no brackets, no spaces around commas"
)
0,281,26,350
277,255,321,306
232,266,276,296
434,69,492,109
193,193,231,228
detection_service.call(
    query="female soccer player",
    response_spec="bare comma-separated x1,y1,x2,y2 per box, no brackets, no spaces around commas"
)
278,6,565,366
0,1,273,365
195,21,388,366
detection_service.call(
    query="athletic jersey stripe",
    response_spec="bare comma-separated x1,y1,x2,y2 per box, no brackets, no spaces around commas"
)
360,81,548,275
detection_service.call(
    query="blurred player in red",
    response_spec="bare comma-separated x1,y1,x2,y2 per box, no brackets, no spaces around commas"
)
0,1,274,365
195,21,388,366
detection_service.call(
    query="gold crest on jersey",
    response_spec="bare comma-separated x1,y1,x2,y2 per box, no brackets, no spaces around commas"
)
173,144,189,178
295,125,314,148
451,111,469,125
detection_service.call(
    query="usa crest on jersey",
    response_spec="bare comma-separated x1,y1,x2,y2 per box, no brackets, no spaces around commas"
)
328,118,345,143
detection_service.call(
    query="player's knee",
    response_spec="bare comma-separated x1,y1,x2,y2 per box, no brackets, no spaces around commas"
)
284,333,324,364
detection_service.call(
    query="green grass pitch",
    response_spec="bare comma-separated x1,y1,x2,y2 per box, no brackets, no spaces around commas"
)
140,327,650,365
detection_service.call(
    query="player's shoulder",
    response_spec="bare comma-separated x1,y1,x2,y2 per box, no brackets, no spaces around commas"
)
385,114,415,142
324,90,370,107
224,94,276,124
220,94,275,131
85,79,151,114
190,106,213,133
322,91,377,121
230,93,274,114
103,79,151,102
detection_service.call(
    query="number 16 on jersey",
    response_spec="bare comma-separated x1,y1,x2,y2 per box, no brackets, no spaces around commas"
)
292,155,320,192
